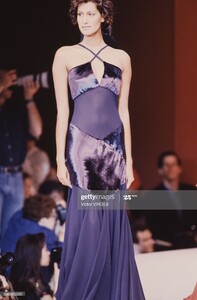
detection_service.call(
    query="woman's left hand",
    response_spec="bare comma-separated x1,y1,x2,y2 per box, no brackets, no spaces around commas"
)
126,162,134,189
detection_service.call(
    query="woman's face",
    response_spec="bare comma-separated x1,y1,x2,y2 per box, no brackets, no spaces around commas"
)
40,243,50,267
77,2,104,36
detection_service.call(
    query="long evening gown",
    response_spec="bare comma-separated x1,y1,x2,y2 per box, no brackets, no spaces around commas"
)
55,43,146,300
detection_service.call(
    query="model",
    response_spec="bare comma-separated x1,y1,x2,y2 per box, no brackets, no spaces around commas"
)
52,0,146,299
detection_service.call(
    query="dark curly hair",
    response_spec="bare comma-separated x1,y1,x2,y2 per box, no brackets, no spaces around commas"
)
69,0,114,31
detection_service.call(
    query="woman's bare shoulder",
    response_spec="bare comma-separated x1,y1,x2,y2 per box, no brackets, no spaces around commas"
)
107,47,131,70
116,48,131,65
53,44,79,61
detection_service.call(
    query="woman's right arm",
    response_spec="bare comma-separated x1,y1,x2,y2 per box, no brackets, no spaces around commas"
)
52,47,72,188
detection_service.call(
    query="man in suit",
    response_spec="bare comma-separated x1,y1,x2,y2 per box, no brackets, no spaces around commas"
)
144,150,197,248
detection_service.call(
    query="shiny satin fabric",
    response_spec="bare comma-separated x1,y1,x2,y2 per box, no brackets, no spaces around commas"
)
55,43,147,300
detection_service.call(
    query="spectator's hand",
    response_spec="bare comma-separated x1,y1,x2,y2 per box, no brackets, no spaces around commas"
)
0,275,9,290
23,80,40,100
0,275,13,300
0,69,17,92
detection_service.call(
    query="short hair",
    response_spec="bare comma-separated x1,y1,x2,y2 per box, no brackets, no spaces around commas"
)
23,194,56,222
38,180,66,197
133,225,152,243
22,172,32,180
157,150,182,168
69,0,114,30
135,225,151,234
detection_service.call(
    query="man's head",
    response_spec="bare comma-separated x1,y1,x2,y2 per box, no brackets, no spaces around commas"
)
157,150,182,182
39,180,66,203
23,194,57,230
136,226,155,253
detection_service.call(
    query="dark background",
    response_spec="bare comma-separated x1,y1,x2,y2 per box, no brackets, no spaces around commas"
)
1,0,196,189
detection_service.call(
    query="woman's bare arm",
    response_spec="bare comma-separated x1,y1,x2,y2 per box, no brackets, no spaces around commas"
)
118,50,134,187
52,47,72,187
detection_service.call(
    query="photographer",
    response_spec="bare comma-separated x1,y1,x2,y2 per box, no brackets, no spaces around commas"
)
38,180,67,242
10,233,54,299
1,195,63,255
0,69,17,93
0,78,43,243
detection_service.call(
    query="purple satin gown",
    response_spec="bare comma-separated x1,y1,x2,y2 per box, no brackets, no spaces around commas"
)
55,43,146,300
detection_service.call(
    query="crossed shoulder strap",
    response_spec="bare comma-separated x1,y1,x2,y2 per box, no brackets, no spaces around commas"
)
78,43,108,62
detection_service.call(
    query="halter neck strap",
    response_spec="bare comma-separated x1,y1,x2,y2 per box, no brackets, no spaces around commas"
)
78,43,108,62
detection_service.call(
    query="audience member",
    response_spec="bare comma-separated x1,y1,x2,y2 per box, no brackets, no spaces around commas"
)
39,180,67,242
1,194,62,254
0,80,42,243
133,226,155,254
23,172,36,199
10,233,53,299
143,150,197,247
0,69,17,93
23,134,51,191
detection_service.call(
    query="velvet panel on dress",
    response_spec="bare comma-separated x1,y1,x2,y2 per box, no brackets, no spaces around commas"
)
65,123,126,191
68,61,122,100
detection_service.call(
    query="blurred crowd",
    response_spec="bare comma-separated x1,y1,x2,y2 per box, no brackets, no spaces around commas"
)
0,69,66,299
0,69,196,299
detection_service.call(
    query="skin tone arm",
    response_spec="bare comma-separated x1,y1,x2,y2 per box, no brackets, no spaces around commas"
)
52,47,72,188
23,80,43,138
118,51,134,188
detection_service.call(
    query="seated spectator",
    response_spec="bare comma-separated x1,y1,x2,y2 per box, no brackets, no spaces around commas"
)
23,172,36,200
39,180,67,242
10,233,53,299
133,225,173,254
1,194,62,254
133,226,155,254
22,134,51,192
39,180,67,208
143,150,197,247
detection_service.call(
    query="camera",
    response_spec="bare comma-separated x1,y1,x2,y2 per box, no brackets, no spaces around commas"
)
16,71,49,88
50,247,62,268
56,204,67,225
0,252,15,274
0,252,15,297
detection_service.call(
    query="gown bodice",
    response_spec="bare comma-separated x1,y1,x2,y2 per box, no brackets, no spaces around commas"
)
68,43,123,139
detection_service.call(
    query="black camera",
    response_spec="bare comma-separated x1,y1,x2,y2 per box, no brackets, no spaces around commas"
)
56,204,67,225
0,252,15,274
50,247,62,268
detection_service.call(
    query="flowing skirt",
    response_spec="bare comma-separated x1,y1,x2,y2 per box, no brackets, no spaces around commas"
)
55,123,146,300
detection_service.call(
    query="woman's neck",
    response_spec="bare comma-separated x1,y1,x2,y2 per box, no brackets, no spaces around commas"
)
80,30,106,48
